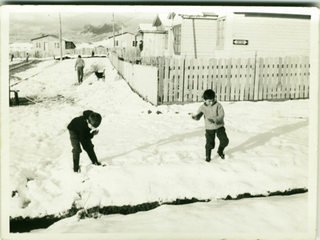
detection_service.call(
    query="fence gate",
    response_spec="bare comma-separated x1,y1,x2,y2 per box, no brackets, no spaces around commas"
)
158,56,309,105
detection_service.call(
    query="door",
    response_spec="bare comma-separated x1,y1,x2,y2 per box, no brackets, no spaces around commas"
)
44,42,49,51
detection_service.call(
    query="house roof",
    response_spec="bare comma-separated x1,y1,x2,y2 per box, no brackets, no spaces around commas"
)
168,11,218,20
10,42,33,51
233,12,311,19
107,32,135,39
137,23,166,34
75,42,95,49
138,24,157,31
31,34,74,43
152,13,173,27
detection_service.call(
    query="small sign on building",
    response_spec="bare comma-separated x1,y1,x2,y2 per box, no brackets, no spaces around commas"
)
233,39,249,45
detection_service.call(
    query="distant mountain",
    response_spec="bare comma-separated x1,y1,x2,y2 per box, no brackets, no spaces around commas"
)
72,13,157,43
81,23,122,35
9,12,158,44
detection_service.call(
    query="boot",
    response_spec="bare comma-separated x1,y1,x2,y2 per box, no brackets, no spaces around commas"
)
217,146,225,159
73,152,80,172
205,148,212,162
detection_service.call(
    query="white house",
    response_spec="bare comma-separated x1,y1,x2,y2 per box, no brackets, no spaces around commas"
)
214,11,311,58
31,34,76,58
144,11,311,59
106,32,136,49
136,12,218,59
169,12,218,59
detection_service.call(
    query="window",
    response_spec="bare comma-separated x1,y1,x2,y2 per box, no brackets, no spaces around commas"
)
115,40,119,47
173,25,181,55
132,40,137,47
36,42,41,48
217,18,226,49
55,43,60,48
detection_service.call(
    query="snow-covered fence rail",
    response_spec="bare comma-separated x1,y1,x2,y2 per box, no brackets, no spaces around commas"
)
158,56,310,104
109,52,158,105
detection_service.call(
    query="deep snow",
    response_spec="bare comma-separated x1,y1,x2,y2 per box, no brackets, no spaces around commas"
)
2,56,317,239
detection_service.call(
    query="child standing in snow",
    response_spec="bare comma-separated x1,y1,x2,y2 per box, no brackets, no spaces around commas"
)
192,89,229,162
67,110,102,172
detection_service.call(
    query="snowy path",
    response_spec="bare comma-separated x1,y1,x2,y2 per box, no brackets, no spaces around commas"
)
9,57,309,228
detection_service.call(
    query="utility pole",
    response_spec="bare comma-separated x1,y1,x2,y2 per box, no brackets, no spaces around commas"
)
59,13,63,62
113,13,115,47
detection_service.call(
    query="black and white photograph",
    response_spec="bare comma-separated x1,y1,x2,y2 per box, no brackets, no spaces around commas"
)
1,4,319,240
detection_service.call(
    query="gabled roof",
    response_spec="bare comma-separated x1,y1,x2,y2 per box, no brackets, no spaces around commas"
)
107,32,135,39
138,24,157,31
31,34,74,42
138,23,166,34
152,13,173,27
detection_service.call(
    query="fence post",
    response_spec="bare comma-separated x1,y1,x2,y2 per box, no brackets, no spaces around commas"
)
182,58,186,102
158,57,165,105
253,51,259,101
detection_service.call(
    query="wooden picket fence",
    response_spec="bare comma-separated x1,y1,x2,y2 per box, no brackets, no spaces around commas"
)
158,56,310,104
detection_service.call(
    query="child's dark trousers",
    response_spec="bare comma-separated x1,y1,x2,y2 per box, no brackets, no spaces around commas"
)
205,127,229,159
69,130,98,172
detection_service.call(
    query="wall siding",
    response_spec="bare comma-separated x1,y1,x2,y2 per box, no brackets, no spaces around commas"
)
216,14,310,58
180,18,216,59
142,33,166,58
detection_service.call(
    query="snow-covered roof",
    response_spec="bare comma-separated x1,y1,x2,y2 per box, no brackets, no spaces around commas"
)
75,42,95,49
93,39,108,47
31,34,74,43
107,32,135,39
152,13,173,27
138,24,157,32
9,42,33,51
168,11,218,20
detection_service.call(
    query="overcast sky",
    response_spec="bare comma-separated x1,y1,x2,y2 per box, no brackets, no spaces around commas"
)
9,11,157,40
6,5,314,42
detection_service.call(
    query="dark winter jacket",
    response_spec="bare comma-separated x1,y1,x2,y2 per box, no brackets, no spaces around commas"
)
67,110,95,145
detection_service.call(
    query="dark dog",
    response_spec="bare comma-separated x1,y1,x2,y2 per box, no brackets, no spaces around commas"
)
95,69,105,80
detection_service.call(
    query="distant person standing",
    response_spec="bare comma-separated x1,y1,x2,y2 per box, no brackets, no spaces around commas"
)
139,40,143,52
26,53,29,62
75,55,85,84
11,53,14,62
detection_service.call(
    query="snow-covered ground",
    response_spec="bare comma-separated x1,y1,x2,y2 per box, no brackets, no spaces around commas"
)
2,56,317,239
